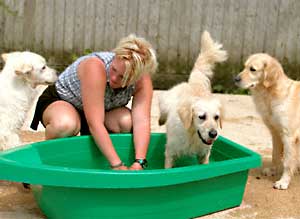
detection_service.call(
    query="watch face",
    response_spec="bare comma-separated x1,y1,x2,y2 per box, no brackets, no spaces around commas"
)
135,159,147,168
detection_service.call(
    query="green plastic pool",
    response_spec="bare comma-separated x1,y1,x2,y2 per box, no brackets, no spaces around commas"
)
0,133,261,219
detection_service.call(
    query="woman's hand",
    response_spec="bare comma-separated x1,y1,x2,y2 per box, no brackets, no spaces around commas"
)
129,162,144,170
112,165,128,170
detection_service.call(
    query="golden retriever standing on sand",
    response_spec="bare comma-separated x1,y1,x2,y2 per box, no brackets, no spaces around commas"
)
235,53,300,189
159,31,227,168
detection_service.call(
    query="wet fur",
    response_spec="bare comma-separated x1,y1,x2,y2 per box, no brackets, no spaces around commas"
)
159,31,227,168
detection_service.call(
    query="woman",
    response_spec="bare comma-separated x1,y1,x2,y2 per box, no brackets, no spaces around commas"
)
31,34,158,170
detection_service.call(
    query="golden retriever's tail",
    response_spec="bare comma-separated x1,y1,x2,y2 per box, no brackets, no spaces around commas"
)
191,31,227,80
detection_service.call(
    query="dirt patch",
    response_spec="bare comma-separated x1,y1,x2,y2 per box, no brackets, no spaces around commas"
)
1,93,300,219
0,132,45,219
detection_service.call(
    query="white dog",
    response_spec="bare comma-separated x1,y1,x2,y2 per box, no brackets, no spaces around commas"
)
159,31,227,168
0,51,57,150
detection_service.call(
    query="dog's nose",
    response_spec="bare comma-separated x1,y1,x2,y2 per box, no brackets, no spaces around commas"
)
234,75,241,83
208,129,218,138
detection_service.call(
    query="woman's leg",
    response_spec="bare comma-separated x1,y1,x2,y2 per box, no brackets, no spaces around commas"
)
104,107,132,133
42,100,81,139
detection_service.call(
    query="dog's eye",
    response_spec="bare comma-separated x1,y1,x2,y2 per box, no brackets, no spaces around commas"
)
249,66,256,72
41,66,46,70
199,114,206,120
214,115,219,120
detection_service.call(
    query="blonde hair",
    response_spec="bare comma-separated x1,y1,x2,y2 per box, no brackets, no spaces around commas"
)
113,34,158,87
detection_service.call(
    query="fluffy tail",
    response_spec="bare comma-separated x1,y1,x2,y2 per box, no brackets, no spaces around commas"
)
190,31,227,80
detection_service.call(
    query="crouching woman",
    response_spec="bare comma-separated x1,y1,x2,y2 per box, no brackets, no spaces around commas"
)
31,34,158,170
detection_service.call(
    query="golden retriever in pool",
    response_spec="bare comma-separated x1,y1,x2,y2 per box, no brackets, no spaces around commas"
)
235,53,300,189
159,31,227,168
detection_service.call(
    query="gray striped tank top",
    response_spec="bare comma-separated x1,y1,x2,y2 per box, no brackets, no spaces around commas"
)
55,52,135,111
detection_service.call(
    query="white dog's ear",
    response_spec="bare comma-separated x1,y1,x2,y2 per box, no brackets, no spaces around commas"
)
15,64,33,76
219,104,224,129
1,53,8,62
213,98,223,129
177,100,193,129
263,59,283,88
219,111,223,129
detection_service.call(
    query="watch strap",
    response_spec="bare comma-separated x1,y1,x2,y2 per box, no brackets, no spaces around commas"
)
134,159,148,169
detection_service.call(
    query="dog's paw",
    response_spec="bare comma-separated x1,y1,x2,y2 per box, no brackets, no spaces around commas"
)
164,157,174,169
273,179,289,190
262,167,277,176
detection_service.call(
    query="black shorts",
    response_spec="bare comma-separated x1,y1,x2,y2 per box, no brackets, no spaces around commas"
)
30,85,90,135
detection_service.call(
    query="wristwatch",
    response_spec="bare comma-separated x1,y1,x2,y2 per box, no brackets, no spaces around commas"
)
134,159,148,169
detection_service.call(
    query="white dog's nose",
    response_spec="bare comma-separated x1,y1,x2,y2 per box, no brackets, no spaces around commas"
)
208,129,218,138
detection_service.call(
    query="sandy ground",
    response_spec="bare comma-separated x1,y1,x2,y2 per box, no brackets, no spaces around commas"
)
0,92,300,219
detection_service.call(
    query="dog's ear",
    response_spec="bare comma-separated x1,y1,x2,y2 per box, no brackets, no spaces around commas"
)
177,99,193,129
15,64,33,76
214,99,223,129
1,53,8,63
263,59,282,88
218,108,223,129
219,117,223,129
